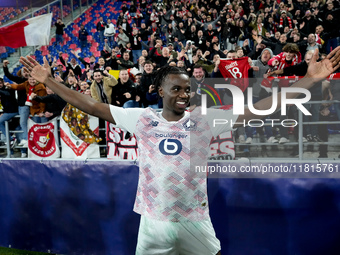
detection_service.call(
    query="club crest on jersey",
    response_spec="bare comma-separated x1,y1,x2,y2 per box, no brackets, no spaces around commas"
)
150,120,159,127
183,119,197,131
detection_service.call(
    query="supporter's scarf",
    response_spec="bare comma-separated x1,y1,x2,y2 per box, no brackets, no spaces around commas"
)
25,84,34,106
279,16,292,29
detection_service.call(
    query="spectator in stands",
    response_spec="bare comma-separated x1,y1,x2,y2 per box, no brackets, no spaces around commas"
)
299,10,318,38
264,16,276,37
121,42,133,60
96,17,106,43
95,57,106,71
150,22,161,38
235,19,250,47
90,69,117,104
194,30,207,52
150,8,159,24
0,78,19,156
163,23,176,44
117,52,134,70
52,63,66,80
134,73,142,86
135,55,145,74
119,18,132,34
65,70,79,90
190,65,211,107
31,86,66,121
6,75,47,124
138,22,151,50
249,14,267,37
141,49,151,61
268,43,301,72
106,50,119,70
140,60,157,107
79,25,89,50
322,12,339,54
174,22,187,45
59,53,82,78
299,33,322,57
71,50,96,71
78,80,90,94
267,51,322,143
104,19,116,48
150,44,171,68
254,32,288,55
117,28,130,48
204,24,218,43
111,69,138,108
195,14,221,30
55,18,65,46
2,60,29,148
249,48,277,143
278,10,293,33
266,43,302,144
117,12,125,27
124,28,142,64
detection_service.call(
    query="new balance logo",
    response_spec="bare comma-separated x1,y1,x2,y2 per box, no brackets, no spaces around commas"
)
150,121,159,127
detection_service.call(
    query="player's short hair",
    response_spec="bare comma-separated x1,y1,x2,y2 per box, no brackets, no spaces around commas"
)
154,66,188,93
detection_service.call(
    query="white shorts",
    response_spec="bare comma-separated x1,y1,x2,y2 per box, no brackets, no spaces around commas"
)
136,215,221,255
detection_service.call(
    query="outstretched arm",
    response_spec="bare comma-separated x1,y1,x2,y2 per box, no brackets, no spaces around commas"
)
237,47,340,125
20,56,116,124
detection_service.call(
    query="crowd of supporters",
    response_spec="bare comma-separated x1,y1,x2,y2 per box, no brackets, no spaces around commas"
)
1,0,340,158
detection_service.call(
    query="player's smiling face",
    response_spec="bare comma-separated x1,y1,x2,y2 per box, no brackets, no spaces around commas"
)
159,74,191,121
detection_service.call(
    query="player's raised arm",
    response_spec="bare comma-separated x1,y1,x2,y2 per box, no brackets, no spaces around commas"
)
236,47,340,125
20,56,115,124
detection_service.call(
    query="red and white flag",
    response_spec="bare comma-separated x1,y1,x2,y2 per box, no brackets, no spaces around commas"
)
27,118,60,159
0,13,52,48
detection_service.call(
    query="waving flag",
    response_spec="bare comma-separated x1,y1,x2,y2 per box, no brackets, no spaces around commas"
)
0,13,52,48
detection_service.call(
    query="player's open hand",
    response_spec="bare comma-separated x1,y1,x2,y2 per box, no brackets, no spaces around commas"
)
20,56,52,84
306,47,340,81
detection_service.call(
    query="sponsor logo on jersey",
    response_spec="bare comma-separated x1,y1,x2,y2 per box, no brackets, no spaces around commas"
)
159,139,182,155
155,133,188,139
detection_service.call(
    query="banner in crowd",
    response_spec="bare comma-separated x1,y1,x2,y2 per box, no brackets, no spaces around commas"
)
60,116,100,159
27,118,60,159
106,123,138,160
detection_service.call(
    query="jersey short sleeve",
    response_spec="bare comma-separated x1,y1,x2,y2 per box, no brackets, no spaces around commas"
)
109,105,145,134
